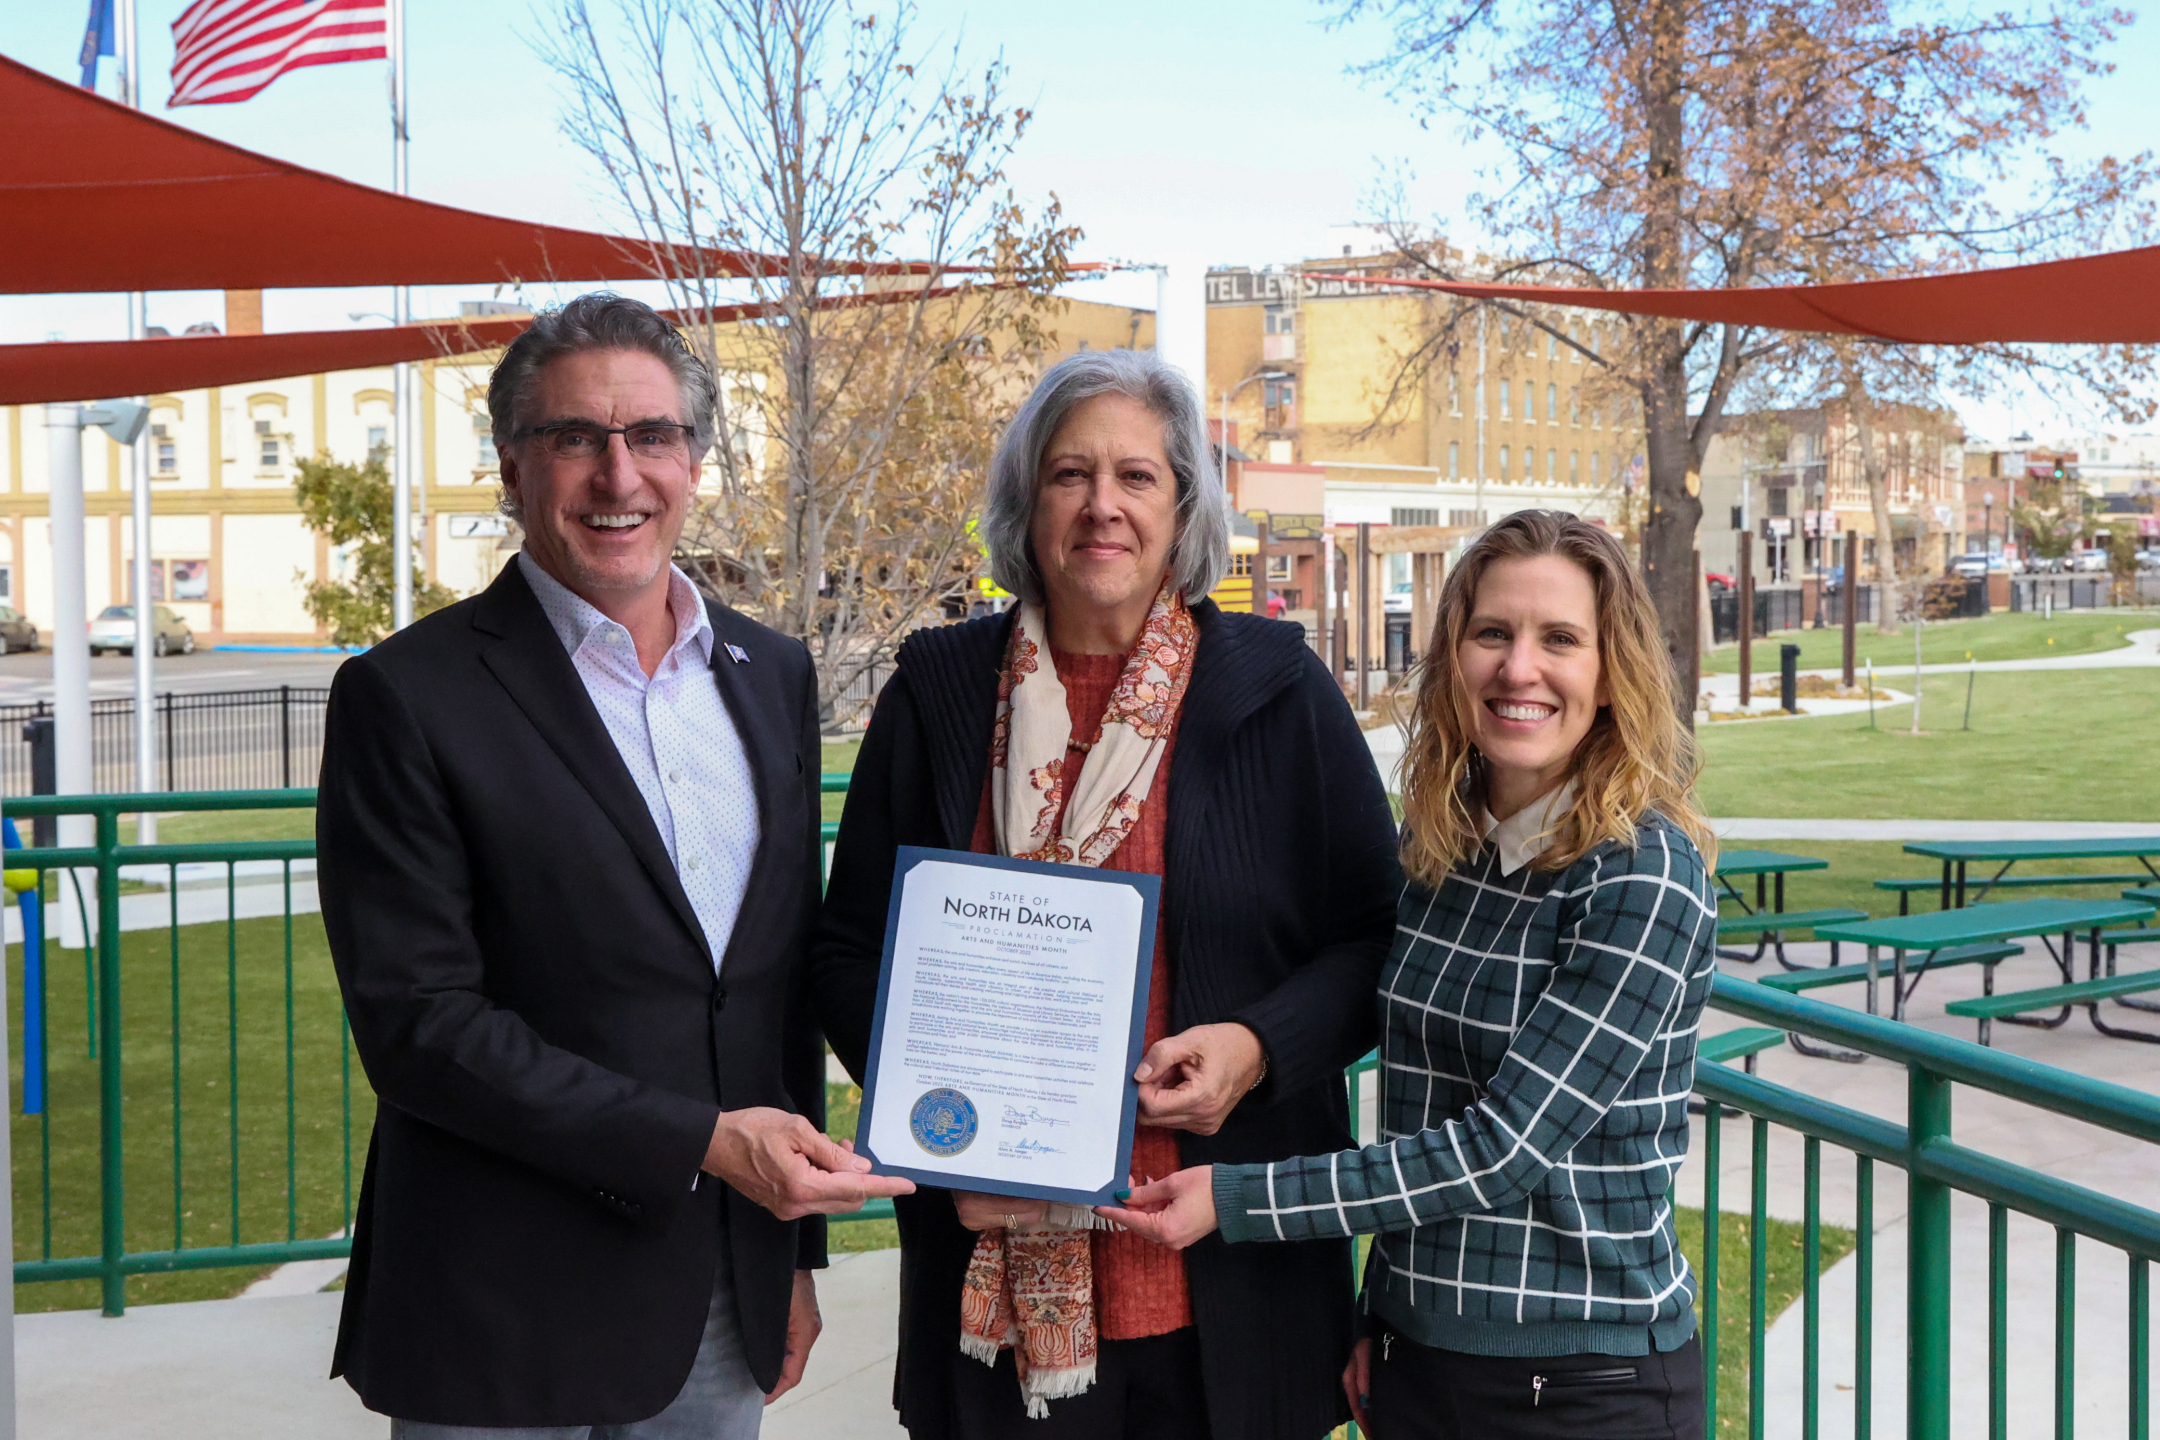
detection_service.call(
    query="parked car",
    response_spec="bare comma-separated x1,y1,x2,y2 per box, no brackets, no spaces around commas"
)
0,606,38,653
2072,548,2111,573
88,604,195,657
1952,553,1991,579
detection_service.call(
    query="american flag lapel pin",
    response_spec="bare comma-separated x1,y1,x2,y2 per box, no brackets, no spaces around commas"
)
726,643,750,665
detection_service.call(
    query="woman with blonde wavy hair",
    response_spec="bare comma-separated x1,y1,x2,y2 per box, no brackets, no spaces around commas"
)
1107,509,1721,1440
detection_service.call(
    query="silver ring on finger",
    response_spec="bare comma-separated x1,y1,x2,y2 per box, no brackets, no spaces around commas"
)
1005,1213,1018,1230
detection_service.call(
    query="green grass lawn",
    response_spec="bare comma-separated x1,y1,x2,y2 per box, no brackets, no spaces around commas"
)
1679,1200,1857,1438
10,909,367,1312
1702,610,2144,673
1697,668,2157,822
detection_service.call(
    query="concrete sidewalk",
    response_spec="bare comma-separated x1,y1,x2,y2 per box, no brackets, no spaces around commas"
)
18,1248,911,1440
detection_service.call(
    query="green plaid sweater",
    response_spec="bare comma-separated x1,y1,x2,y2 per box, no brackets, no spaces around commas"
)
1213,812,1718,1357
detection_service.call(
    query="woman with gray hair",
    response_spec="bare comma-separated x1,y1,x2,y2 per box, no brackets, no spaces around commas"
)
813,349,1400,1440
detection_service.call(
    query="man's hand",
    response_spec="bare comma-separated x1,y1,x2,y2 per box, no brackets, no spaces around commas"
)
764,1270,822,1406
952,1192,1048,1232
1095,1165,1219,1250
701,1108,914,1221
1134,1022,1265,1136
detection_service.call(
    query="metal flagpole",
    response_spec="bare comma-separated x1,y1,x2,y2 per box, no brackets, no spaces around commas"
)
389,0,413,631
120,0,159,843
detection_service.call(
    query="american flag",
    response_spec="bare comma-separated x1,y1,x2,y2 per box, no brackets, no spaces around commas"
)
169,0,387,107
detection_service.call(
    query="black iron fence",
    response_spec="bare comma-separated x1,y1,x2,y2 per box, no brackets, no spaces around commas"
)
0,687,329,798
1709,586,1808,644
1817,583,1878,627
2010,576,2111,613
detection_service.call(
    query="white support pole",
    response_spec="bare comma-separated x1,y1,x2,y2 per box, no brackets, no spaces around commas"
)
120,0,157,841
389,0,414,631
44,406,94,938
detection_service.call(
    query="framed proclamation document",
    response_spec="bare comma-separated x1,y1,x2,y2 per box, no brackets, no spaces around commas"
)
854,845,1161,1206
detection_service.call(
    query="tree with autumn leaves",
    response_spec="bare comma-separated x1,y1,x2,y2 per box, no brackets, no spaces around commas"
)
1335,0,2154,697
540,0,1078,721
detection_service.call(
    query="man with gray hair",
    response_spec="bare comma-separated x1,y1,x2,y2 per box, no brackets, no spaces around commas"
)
318,291,911,1438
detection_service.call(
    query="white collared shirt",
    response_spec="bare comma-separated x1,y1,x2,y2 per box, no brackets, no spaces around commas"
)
1479,779,1579,877
518,551,760,972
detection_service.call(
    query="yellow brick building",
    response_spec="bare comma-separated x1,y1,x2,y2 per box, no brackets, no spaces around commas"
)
0,296,1154,645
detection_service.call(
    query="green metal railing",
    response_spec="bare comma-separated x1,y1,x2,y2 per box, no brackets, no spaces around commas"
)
13,775,2158,1440
3,788,348,1316
1698,975,2160,1440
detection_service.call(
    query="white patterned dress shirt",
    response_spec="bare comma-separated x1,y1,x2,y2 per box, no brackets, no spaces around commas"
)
519,552,761,972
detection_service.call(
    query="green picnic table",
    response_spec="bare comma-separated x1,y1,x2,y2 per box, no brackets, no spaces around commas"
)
1902,838,2160,910
1712,849,1857,969
1814,897,2156,1030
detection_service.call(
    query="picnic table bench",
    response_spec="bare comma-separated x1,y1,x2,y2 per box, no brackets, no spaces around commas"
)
1901,838,2160,910
1873,872,2154,916
1815,897,2157,1041
1713,850,1853,969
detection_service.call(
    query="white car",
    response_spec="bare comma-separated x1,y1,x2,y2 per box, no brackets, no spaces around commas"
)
2071,549,2111,573
87,604,196,657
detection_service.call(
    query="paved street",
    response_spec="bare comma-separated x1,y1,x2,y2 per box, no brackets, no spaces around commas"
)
0,647,350,705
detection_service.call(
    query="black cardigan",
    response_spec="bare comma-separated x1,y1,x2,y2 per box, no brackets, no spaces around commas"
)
812,599,1401,1440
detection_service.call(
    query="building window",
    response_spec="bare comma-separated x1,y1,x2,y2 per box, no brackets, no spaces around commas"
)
255,419,279,468
1499,380,1511,419
367,425,389,457
1229,553,1252,577
1447,440,1460,479
1499,445,1511,481
1570,450,1580,483
1447,372,1461,415
1263,379,1296,430
1546,383,1557,422
474,412,498,467
1264,304,1293,335
1522,385,1534,421
171,559,210,601
1547,332,1558,360
1391,508,1440,527
1449,509,1480,527
1592,452,1603,482
1547,448,1557,482
1569,387,1580,424
1769,486,1790,517
1265,554,1293,583
151,423,176,474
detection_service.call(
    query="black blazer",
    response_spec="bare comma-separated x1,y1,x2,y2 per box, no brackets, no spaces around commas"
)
316,560,827,1427
812,600,1401,1440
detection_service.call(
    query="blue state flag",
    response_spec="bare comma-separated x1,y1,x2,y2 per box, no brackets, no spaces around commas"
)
79,0,115,90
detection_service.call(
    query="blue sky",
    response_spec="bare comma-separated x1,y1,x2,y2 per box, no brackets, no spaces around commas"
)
5,0,2157,439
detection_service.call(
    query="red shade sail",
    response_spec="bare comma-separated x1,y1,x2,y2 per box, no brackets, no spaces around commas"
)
1312,249,2160,345
0,288,977,406
0,53,775,294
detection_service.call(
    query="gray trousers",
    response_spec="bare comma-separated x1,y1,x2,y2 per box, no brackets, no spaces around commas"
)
390,1266,766,1440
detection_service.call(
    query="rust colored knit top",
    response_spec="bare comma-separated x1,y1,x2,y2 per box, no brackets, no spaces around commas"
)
968,645,1192,1340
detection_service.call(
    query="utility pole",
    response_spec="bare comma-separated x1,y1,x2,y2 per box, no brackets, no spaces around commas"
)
119,0,159,839
389,0,414,631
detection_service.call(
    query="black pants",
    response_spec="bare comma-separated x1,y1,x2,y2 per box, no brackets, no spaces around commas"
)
1368,1328,1704,1440
949,1328,1210,1440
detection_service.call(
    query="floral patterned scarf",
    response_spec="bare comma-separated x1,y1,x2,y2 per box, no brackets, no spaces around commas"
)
958,580,1197,1418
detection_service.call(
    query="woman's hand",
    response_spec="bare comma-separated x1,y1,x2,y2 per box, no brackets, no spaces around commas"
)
952,1192,1048,1232
1342,1337,1373,1433
1095,1165,1218,1249
1134,1022,1265,1136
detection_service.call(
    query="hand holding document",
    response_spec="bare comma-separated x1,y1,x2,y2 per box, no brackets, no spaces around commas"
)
855,847,1160,1206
